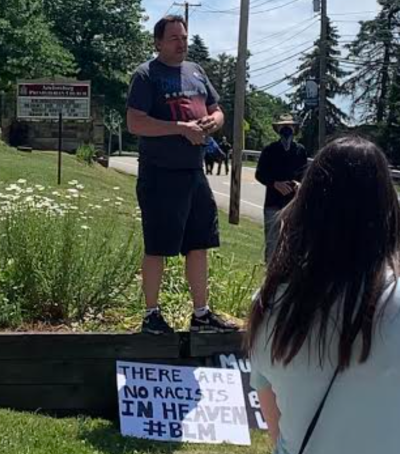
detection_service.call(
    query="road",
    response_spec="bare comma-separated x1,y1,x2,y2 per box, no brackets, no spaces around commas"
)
109,156,265,224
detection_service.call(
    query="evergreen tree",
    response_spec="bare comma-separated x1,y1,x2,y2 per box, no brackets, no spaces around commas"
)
188,35,211,69
289,19,349,154
345,1,400,123
208,53,237,141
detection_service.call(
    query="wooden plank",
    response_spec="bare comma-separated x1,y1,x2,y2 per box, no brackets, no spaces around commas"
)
0,384,117,414
0,358,207,385
190,332,246,357
0,359,210,417
0,333,181,360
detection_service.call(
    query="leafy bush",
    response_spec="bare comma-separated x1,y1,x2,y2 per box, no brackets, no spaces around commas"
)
0,179,142,327
76,143,96,165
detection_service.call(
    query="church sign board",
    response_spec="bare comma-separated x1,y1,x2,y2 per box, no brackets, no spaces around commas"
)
17,81,91,120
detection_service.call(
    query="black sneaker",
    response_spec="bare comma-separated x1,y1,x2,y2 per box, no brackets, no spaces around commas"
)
190,310,239,333
142,311,174,335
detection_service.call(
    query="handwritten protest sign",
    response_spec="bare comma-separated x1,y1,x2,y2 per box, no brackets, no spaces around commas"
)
117,361,251,445
217,354,267,430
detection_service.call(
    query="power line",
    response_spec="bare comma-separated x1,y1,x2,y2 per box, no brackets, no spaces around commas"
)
257,68,303,91
330,10,377,16
173,1,201,28
250,20,319,57
275,85,294,97
250,0,303,14
199,0,304,15
163,3,175,16
249,45,315,74
251,39,315,70
213,16,318,54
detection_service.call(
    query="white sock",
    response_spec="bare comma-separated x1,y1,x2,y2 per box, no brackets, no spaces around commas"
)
194,305,210,318
145,307,160,317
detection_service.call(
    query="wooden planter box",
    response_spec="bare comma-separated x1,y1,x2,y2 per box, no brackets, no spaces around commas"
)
0,332,245,418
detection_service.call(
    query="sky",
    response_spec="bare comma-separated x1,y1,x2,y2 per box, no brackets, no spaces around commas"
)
141,0,381,120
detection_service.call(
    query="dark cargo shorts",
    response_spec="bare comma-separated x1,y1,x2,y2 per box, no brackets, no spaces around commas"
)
136,164,220,256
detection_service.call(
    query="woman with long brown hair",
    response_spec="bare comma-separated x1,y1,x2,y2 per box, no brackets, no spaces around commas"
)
248,136,400,454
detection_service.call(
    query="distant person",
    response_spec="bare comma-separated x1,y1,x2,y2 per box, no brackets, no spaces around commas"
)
126,15,238,335
217,136,232,176
248,136,400,454
255,115,307,264
204,136,224,175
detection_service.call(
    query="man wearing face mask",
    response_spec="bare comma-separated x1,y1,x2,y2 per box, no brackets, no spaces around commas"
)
255,115,307,264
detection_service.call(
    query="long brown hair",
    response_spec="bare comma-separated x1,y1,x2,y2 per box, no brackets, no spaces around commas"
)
247,136,400,370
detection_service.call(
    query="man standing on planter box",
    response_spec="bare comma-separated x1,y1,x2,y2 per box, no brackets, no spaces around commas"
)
127,15,238,335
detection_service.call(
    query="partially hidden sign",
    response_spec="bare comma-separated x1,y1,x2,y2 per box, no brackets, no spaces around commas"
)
217,354,267,431
17,81,91,120
117,361,251,446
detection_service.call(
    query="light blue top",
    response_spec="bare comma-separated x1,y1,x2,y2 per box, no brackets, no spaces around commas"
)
250,279,400,454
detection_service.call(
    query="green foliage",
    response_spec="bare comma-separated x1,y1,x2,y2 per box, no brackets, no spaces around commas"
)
76,143,96,165
289,19,349,154
188,34,211,69
159,253,260,331
0,0,76,92
245,88,288,150
0,179,142,327
43,0,153,113
208,53,237,142
193,45,287,150
345,1,400,123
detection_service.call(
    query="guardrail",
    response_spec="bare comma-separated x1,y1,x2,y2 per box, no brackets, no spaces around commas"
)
242,150,400,182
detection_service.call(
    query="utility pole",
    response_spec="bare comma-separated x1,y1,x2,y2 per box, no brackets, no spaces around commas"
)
229,0,250,225
173,2,201,31
318,0,328,148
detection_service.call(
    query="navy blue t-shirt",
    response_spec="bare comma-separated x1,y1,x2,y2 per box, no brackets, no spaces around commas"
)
127,59,220,169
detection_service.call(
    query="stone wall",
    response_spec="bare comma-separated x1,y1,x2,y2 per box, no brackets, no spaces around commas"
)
0,93,105,153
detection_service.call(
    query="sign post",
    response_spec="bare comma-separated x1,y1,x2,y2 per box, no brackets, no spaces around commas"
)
58,112,63,185
17,80,91,184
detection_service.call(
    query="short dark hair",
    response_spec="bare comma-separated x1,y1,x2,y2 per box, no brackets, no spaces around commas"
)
154,15,187,41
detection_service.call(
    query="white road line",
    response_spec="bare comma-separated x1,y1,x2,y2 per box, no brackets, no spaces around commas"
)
212,190,263,210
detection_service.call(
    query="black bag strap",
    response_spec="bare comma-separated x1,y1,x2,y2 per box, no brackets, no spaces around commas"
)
297,320,362,454
297,366,339,454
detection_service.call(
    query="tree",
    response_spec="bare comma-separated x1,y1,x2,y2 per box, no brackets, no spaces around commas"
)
43,0,152,112
188,35,287,149
345,1,400,123
245,88,287,150
289,19,349,154
208,53,237,141
0,0,75,92
188,35,211,70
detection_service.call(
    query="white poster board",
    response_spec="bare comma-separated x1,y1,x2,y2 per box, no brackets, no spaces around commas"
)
117,361,251,446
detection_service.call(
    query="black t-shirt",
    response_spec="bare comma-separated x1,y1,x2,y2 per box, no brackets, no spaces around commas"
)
255,140,307,209
127,59,220,169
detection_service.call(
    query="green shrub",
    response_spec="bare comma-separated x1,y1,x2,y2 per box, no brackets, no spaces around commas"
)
76,143,96,165
0,179,142,327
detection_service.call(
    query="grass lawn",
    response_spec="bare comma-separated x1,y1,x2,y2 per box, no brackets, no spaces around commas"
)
0,144,264,269
0,409,273,454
